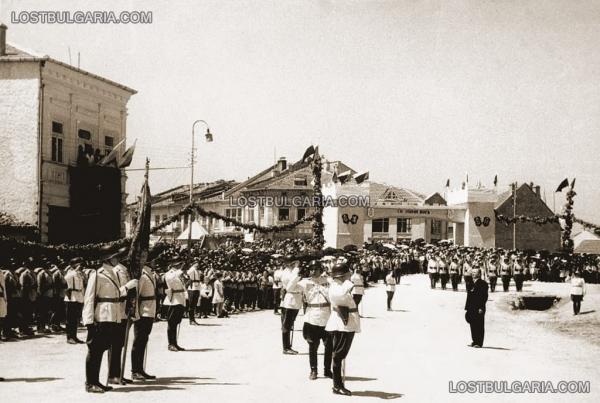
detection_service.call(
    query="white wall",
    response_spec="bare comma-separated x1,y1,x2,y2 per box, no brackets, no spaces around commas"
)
0,61,40,226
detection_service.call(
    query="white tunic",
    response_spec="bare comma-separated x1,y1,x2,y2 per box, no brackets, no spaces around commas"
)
163,269,187,306
385,273,396,292
299,277,331,327
350,273,364,295
187,265,202,291
325,279,361,333
136,266,157,318
570,277,586,296
82,264,128,325
0,270,7,318
64,268,85,303
212,279,224,303
281,268,303,310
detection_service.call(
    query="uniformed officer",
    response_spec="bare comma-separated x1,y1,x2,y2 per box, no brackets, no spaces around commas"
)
82,247,138,393
272,258,283,315
164,260,187,351
500,256,512,292
108,258,133,385
438,255,449,290
487,256,498,292
326,262,360,396
449,258,460,291
49,263,67,332
280,258,302,354
0,266,6,380
18,259,36,336
427,255,439,289
186,261,201,325
350,268,364,308
463,258,474,292
35,262,53,333
295,260,333,380
64,258,86,344
131,250,158,381
513,257,525,292
385,269,396,311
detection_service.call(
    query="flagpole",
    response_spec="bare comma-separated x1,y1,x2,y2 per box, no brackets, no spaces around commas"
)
513,182,517,250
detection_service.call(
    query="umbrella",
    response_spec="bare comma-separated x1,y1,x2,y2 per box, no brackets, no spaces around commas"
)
382,243,397,250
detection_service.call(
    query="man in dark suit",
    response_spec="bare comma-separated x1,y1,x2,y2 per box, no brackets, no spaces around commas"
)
464,268,488,348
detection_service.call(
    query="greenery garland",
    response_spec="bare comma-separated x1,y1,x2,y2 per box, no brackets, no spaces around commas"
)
494,210,561,226
0,211,40,238
562,188,576,252
573,217,600,233
311,151,325,249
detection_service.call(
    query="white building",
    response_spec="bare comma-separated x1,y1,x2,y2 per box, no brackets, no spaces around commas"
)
0,25,136,243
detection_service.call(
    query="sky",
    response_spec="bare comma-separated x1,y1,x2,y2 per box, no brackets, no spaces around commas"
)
1,0,599,223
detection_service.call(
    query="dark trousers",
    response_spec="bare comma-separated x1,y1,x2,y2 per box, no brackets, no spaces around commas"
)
281,307,299,349
4,297,17,334
571,295,583,314
352,294,362,308
167,305,184,346
386,291,394,310
440,273,449,289
394,270,402,284
450,273,460,291
514,274,524,292
501,275,511,292
199,297,211,317
187,290,200,321
330,331,355,388
429,273,438,288
50,297,65,327
489,276,497,292
36,296,51,330
108,320,128,378
467,311,485,346
131,317,154,373
273,288,281,312
65,301,83,340
464,275,474,292
303,322,332,372
85,322,118,386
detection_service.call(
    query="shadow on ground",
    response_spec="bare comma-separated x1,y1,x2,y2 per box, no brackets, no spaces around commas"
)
1,377,62,383
111,376,243,392
352,390,403,399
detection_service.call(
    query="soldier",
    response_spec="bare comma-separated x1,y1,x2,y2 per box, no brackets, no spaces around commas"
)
164,260,187,351
513,257,525,292
500,256,512,292
438,255,449,290
449,258,460,291
82,247,138,393
35,262,54,333
463,258,474,292
64,258,86,344
427,254,439,289
487,255,498,292
108,256,133,385
49,262,67,332
350,268,364,308
280,258,302,354
186,261,201,325
326,262,361,396
385,269,396,311
294,260,333,380
272,258,283,314
2,263,19,340
131,251,158,381
18,259,36,336
0,266,6,340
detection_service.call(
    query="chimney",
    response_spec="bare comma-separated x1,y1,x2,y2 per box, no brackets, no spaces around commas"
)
277,157,287,172
534,185,540,198
0,24,7,57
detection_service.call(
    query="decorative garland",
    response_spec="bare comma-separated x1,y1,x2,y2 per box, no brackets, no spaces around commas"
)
573,217,600,232
494,210,561,226
562,188,576,252
0,211,40,238
311,150,325,249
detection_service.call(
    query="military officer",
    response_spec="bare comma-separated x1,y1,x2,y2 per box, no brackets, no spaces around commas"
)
131,250,158,381
35,262,54,333
326,262,360,396
513,257,525,292
108,258,133,385
500,256,512,292
438,255,449,290
164,260,187,351
272,258,283,315
486,255,498,292
280,258,302,354
427,255,439,289
64,258,86,344
82,247,138,393
350,268,364,308
295,260,333,380
385,269,396,311
449,258,460,291
49,263,67,332
186,261,202,325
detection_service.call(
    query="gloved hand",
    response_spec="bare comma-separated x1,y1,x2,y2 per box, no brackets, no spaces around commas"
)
125,279,138,290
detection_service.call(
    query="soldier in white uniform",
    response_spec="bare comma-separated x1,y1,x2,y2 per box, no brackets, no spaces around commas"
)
164,260,187,351
272,257,283,315
350,268,364,308
385,270,396,311
187,261,202,325
500,256,512,292
64,257,85,344
427,256,439,289
82,247,138,393
108,259,133,385
325,262,360,396
294,260,333,380
131,251,158,381
280,258,303,354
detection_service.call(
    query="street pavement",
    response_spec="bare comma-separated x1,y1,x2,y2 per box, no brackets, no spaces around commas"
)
1,274,598,402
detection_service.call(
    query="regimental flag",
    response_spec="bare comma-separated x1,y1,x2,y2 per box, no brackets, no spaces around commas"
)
118,139,137,169
570,177,576,190
127,158,152,281
98,138,125,166
555,178,569,192
355,171,369,184
332,171,338,183
445,179,450,188
493,175,498,187
338,170,353,184
302,145,316,162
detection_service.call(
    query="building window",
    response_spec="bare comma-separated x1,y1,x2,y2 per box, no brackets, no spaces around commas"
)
51,137,63,163
278,208,290,222
247,208,255,223
372,218,389,234
52,121,63,134
294,176,307,186
432,220,443,235
154,215,160,227
78,129,92,140
183,215,189,227
297,208,306,221
225,208,242,227
105,136,114,155
397,218,412,234
162,214,167,223
259,207,265,223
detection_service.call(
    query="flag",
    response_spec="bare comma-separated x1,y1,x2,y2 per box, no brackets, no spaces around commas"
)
493,175,498,187
127,158,152,281
355,171,369,184
570,177,576,189
445,179,450,188
302,145,315,162
555,178,569,192
332,172,338,183
338,170,352,184
98,138,125,166
118,139,137,169
466,173,469,183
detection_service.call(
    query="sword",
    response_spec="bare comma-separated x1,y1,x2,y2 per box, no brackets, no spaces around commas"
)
119,318,133,384
342,358,346,384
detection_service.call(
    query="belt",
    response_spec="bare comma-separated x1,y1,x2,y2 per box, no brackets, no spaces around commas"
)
333,307,358,313
95,297,120,303
307,302,330,308
119,296,127,302
287,291,301,295
139,296,156,301
67,288,82,292
191,280,200,283
171,289,185,293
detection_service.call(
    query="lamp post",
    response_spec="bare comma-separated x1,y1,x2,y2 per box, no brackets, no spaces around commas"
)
188,119,213,248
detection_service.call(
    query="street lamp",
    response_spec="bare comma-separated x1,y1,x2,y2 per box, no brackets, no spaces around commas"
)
189,119,213,248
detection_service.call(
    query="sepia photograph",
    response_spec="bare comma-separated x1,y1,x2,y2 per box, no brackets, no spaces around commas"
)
0,1,599,402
